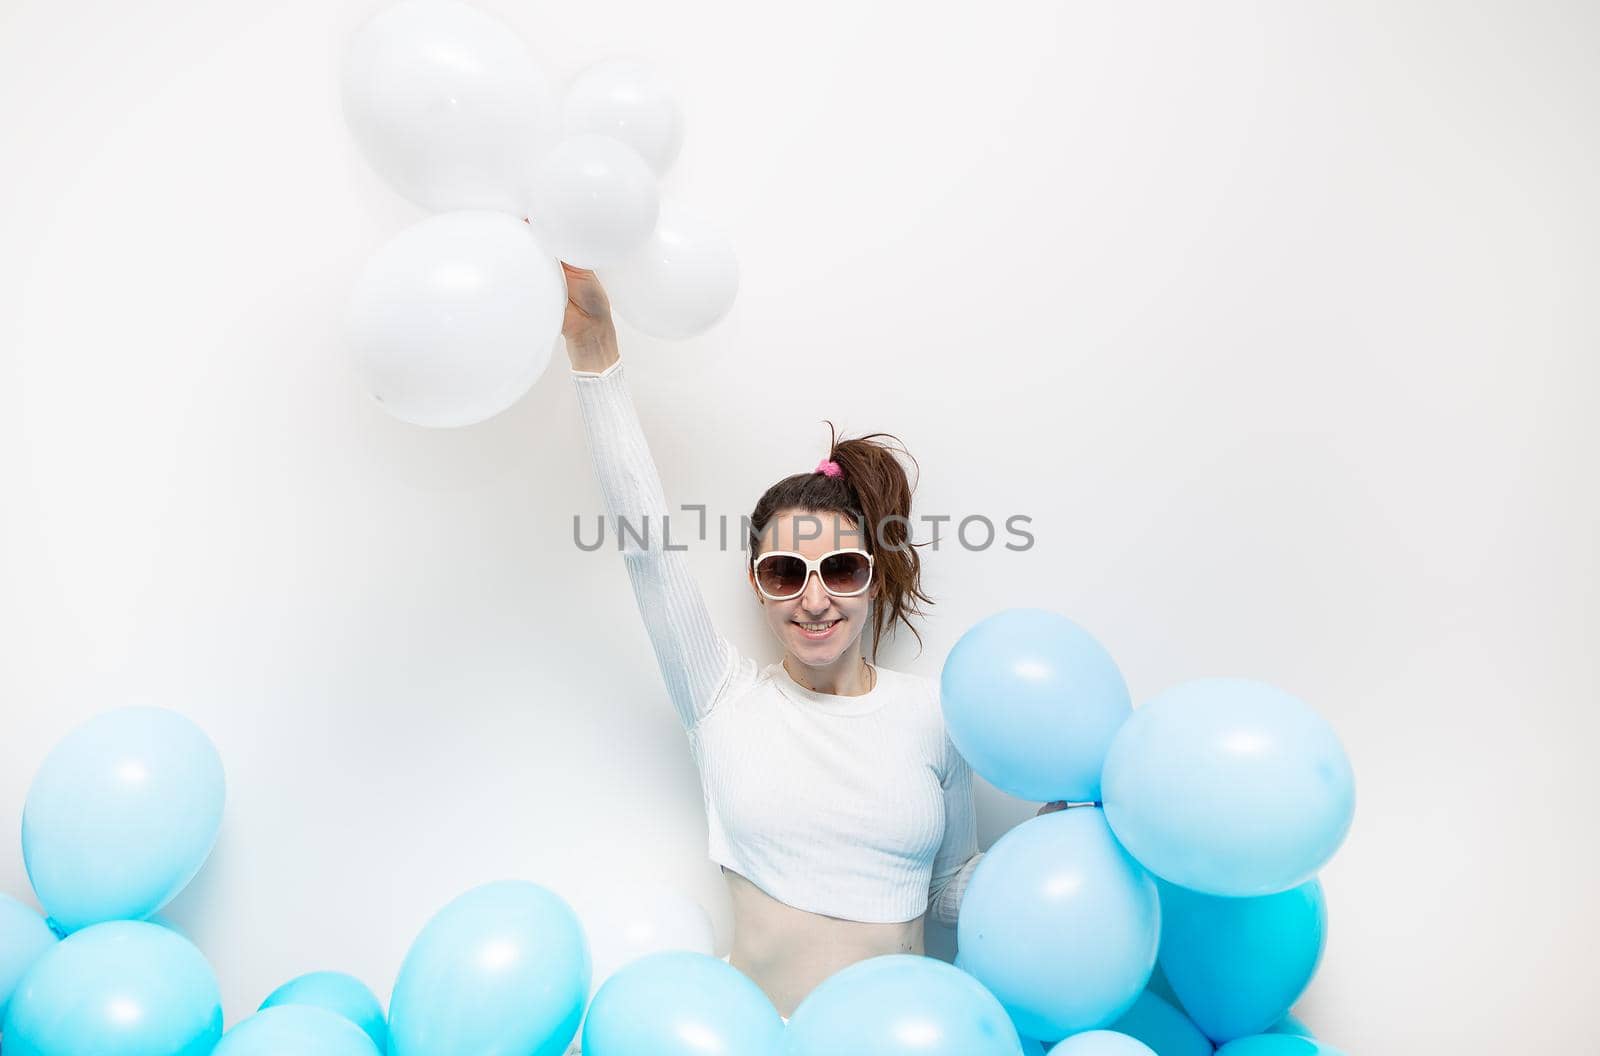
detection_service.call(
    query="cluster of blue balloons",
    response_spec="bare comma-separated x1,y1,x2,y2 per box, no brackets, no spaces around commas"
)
2,604,1357,1056
940,607,1357,1054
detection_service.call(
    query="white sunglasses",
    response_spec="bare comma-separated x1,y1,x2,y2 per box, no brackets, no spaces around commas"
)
752,548,875,601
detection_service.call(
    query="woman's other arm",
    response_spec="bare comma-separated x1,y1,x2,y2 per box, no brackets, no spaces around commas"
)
927,731,982,928
927,790,1071,927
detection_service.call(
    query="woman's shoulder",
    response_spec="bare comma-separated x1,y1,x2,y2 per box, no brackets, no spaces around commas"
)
875,666,963,776
875,664,943,711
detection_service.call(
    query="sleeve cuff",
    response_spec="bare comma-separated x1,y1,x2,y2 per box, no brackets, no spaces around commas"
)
929,850,985,928
571,359,623,380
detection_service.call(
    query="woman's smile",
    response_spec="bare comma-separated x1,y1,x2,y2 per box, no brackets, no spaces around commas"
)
793,617,843,639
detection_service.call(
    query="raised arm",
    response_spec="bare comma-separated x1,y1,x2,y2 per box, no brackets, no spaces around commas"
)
563,264,734,731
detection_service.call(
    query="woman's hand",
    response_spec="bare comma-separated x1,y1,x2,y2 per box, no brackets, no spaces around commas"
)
560,262,620,373
561,262,613,341
1035,801,1069,816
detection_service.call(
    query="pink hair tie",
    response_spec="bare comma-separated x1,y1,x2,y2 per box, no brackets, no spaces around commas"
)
814,458,843,478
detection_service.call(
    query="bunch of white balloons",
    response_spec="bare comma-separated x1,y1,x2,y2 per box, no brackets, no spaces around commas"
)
341,0,740,427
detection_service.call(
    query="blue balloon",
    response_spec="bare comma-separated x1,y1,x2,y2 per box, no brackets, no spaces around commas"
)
1109,991,1213,1056
941,609,1131,801
214,1005,381,1056
260,970,388,1051
0,895,58,1022
580,950,783,1055
388,880,589,1056
786,954,1025,1055
1101,679,1354,896
1047,1031,1158,1055
1022,1039,1052,1055
1268,1014,1313,1037
1157,879,1325,1042
1,919,222,1056
956,808,1159,1040
22,706,225,932
1215,1037,1345,1056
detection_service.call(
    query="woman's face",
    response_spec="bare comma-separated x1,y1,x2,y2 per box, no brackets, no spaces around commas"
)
748,507,878,666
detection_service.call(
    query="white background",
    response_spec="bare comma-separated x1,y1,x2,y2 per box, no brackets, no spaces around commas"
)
2,1,1595,1051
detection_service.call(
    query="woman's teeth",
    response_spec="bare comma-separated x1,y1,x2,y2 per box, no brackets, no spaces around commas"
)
796,619,841,633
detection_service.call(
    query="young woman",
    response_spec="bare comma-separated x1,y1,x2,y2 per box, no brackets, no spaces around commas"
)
561,263,1063,1018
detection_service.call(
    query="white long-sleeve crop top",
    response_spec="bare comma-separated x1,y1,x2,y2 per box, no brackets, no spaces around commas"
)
570,359,983,927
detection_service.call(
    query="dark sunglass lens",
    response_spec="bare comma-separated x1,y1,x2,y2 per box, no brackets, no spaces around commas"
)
820,552,870,593
758,555,806,596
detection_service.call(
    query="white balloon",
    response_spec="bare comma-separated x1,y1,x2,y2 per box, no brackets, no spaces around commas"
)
524,133,660,269
600,200,739,340
341,0,557,213
557,878,716,1055
345,211,565,428
562,57,685,175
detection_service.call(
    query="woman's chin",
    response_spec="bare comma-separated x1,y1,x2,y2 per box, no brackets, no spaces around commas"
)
796,641,861,669
789,634,840,661
790,641,828,662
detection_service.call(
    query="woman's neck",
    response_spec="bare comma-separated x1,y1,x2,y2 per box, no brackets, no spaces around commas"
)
782,651,876,697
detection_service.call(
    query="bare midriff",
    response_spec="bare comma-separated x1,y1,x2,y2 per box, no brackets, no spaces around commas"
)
721,864,925,1017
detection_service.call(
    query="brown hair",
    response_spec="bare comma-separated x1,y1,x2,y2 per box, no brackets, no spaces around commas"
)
747,421,935,659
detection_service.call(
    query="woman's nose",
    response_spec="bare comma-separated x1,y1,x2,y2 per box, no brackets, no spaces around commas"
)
799,572,831,611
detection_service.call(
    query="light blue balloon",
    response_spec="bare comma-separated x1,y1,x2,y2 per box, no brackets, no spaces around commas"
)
215,1005,382,1056
956,808,1159,1040
1047,1030,1158,1055
1158,879,1325,1042
1268,1014,1313,1037
1,919,222,1056
1215,1036,1345,1056
786,954,1024,1055
580,950,782,1055
22,706,225,933
941,608,1131,801
1101,679,1354,896
388,880,589,1056
261,970,388,1051
0,894,58,1022
1109,991,1214,1056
